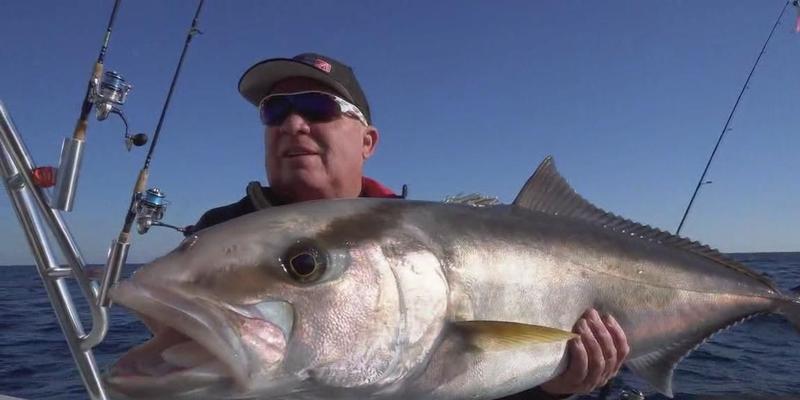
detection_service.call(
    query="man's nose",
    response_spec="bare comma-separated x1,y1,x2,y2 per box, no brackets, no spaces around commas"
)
279,112,312,135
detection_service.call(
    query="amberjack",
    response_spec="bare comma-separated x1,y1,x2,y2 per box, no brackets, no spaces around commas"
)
105,157,800,399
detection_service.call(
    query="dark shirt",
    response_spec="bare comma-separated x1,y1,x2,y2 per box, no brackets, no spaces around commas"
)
183,188,262,236
184,177,401,236
185,179,568,400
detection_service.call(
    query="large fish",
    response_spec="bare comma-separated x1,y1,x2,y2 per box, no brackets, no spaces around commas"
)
105,157,800,399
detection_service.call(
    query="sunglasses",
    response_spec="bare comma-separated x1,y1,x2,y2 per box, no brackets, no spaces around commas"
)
258,91,368,127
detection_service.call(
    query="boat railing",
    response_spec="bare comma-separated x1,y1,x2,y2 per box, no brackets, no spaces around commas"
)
0,101,109,400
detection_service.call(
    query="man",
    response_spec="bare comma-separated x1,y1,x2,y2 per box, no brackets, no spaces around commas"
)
186,53,629,399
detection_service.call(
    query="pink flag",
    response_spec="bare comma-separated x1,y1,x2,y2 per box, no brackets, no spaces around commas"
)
795,0,800,32
796,13,800,33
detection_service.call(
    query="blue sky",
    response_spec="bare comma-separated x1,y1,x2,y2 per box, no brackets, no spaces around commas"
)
1,0,798,265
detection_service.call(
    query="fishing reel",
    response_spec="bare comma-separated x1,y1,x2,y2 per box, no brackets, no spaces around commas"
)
90,70,148,151
134,187,166,234
92,70,131,120
134,187,183,234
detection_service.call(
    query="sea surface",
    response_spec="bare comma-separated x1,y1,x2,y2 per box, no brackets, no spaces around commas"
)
1,253,799,399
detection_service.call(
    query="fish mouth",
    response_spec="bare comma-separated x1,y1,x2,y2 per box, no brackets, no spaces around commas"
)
105,281,294,398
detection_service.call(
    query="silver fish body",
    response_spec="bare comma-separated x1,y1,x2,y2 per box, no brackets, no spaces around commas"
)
105,158,800,399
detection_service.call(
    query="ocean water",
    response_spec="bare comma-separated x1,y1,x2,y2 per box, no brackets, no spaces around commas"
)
1,253,799,399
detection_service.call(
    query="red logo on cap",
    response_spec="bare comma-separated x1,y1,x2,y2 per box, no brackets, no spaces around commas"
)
313,58,332,73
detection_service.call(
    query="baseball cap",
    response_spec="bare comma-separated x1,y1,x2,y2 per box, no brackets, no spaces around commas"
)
238,53,372,124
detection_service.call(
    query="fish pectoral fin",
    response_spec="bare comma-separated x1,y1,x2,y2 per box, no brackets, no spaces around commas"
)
452,320,576,351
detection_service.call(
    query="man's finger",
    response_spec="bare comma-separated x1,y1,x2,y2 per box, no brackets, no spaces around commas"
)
604,313,630,373
538,332,589,395
587,309,617,382
565,334,589,383
579,318,605,391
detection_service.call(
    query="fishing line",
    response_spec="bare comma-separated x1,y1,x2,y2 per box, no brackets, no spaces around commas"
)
142,0,205,170
676,0,792,235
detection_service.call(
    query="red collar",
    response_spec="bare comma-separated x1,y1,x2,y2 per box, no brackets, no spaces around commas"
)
360,176,398,198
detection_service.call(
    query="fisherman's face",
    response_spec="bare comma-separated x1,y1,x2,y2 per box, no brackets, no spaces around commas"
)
264,78,378,203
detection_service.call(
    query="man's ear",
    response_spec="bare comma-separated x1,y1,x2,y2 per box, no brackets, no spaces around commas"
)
362,126,379,159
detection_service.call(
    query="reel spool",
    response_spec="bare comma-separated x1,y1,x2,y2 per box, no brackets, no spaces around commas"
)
135,187,167,234
92,70,131,121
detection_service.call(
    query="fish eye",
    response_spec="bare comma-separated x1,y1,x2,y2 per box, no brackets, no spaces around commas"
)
290,253,317,276
283,242,327,283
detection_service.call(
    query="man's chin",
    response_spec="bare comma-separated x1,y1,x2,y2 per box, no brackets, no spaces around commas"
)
269,175,332,203
281,154,322,168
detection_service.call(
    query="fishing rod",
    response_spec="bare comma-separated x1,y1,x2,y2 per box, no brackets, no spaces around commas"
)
675,0,792,235
97,0,205,307
71,0,120,140
51,0,151,212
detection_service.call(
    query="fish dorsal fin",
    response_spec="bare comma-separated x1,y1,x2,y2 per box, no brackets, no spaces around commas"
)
513,156,606,219
452,321,576,351
513,157,779,291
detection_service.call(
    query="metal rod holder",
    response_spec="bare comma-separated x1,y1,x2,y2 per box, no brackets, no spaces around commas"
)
98,239,129,307
52,137,85,211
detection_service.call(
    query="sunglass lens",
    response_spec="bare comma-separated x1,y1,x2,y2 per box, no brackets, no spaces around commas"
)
292,93,341,122
260,93,342,126
260,97,292,126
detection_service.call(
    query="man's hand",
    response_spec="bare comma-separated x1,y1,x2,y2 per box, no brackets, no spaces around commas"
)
539,309,630,396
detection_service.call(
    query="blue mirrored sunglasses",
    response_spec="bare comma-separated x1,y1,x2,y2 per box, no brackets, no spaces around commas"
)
258,91,367,127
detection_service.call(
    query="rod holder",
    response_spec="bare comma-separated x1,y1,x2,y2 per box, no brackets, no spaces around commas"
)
52,137,85,211
98,238,129,307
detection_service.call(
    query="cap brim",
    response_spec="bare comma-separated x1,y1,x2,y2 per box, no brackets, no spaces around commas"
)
238,58,354,106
